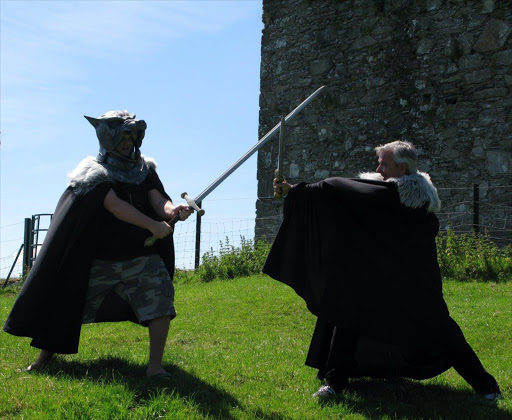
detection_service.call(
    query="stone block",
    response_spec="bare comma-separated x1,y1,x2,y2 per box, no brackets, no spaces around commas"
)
477,109,499,125
352,35,377,49
417,38,436,55
458,54,484,70
495,123,511,138
289,162,300,179
439,147,460,159
474,19,512,52
415,80,427,90
471,138,484,158
456,33,474,55
495,49,512,66
309,58,333,75
464,68,492,84
439,126,458,140
482,0,495,13
473,88,509,100
314,169,330,179
426,0,443,11
486,150,510,174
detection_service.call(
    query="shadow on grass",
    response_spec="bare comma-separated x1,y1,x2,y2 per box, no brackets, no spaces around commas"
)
317,378,509,420
35,356,283,420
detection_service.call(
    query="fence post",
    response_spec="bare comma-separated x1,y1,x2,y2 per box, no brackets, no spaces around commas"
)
473,183,480,236
22,218,32,277
2,243,24,287
194,201,202,269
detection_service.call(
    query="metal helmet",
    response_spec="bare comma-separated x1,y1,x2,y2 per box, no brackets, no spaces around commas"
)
84,110,147,160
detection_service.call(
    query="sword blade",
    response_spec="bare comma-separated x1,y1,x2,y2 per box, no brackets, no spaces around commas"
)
144,85,326,247
276,114,285,181
194,85,325,204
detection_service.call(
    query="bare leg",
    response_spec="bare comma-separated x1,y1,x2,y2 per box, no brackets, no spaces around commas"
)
146,315,171,377
27,350,54,371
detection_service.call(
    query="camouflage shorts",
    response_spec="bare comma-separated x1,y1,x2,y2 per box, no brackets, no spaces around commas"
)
82,254,176,324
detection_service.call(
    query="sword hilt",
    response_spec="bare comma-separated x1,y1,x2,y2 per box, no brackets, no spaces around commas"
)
181,192,205,216
144,193,204,247
274,169,285,199
144,214,181,247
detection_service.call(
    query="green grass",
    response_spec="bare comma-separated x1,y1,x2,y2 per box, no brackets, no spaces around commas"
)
1,275,511,419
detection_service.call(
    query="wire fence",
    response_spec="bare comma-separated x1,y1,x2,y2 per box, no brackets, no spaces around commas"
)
0,221,25,282
0,217,259,282
1,185,511,282
436,185,511,245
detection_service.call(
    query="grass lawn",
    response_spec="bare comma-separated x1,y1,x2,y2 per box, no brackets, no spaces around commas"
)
0,275,510,419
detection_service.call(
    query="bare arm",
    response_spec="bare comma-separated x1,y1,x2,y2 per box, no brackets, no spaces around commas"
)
103,189,172,239
148,189,193,221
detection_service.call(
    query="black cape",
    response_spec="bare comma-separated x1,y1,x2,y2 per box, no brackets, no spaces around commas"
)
263,178,469,379
3,171,174,354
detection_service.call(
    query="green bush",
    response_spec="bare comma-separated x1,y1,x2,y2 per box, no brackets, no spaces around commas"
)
195,236,271,282
187,231,511,284
436,230,512,282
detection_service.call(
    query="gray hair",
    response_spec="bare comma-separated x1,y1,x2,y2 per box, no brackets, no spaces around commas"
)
375,140,418,174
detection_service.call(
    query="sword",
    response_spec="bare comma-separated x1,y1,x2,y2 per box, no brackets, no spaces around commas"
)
274,115,286,199
144,85,326,247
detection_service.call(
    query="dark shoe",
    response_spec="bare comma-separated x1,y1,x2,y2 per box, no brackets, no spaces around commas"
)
316,368,328,381
147,372,172,381
477,382,502,401
329,377,349,393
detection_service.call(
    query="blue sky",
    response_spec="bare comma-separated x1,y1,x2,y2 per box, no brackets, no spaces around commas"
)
0,0,264,274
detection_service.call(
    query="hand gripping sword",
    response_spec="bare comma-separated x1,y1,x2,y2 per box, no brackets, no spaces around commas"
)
144,85,326,247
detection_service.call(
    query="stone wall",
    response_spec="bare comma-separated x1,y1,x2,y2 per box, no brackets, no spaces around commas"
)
256,0,512,241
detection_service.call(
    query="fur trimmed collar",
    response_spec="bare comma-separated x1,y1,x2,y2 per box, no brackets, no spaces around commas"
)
67,155,157,195
358,172,441,213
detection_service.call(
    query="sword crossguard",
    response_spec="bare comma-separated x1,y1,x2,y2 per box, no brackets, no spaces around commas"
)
181,192,205,216
144,192,205,247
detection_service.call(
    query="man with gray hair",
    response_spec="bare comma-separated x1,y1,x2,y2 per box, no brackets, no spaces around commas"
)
375,140,418,177
264,140,501,400
4,110,192,380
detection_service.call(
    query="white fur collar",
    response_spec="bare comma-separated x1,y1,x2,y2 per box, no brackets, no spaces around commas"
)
358,172,441,213
67,155,157,195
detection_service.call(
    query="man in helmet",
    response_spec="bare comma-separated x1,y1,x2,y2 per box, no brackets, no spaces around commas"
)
4,110,192,379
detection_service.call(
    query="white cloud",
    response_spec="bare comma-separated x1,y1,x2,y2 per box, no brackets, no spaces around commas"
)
2,1,260,60
0,0,261,148
1,0,261,92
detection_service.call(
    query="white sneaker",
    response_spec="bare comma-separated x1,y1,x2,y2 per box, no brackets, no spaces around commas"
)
313,385,337,398
483,392,502,401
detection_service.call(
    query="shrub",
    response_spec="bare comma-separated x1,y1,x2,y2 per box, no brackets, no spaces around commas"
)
179,231,511,284
196,236,272,282
436,230,512,282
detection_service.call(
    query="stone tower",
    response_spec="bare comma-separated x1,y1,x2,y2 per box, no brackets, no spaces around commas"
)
256,0,511,241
